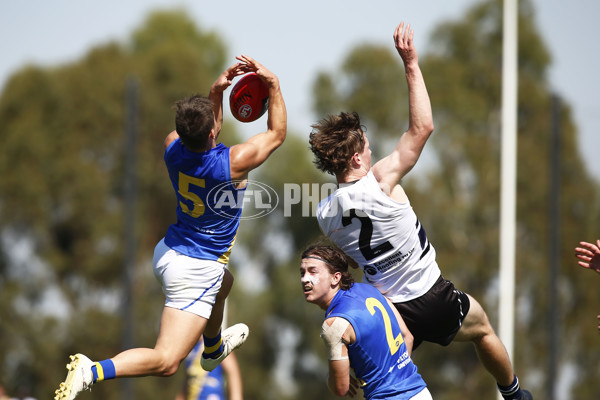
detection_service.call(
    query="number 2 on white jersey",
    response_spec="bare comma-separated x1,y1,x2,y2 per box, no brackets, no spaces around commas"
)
342,209,393,261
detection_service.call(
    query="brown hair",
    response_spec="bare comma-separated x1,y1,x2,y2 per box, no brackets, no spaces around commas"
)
308,111,366,177
301,244,355,290
174,94,214,150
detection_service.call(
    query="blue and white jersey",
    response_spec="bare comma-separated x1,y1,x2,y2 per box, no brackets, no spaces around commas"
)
164,139,244,263
326,283,427,400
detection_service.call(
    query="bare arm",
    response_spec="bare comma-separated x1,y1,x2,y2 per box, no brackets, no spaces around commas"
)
372,22,434,188
322,317,357,397
221,352,243,400
209,63,248,139
164,130,180,150
328,359,352,397
229,55,287,181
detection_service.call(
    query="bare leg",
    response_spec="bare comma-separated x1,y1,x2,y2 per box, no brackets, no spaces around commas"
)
204,268,234,338
198,268,248,372
110,306,207,377
453,294,515,386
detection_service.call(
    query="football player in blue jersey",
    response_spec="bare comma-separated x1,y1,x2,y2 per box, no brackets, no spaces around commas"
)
55,55,286,400
300,243,432,400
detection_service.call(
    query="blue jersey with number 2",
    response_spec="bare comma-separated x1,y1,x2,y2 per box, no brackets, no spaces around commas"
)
326,283,427,400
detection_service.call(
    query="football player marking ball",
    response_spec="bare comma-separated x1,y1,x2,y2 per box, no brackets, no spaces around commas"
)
229,73,269,123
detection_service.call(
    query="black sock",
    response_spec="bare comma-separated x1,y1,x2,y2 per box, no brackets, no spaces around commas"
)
498,375,522,400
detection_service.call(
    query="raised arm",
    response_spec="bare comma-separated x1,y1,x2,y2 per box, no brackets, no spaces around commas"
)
229,55,287,181
209,63,248,139
372,22,434,188
163,63,247,151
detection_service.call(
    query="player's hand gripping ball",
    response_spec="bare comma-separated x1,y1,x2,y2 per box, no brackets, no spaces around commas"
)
229,73,269,123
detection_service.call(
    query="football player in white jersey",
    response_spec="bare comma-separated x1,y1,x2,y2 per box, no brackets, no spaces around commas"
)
309,22,531,400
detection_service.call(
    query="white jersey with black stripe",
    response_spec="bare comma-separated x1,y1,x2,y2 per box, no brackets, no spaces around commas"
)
317,170,441,303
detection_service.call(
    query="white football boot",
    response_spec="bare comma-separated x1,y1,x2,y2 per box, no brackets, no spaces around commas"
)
54,353,94,400
200,323,249,371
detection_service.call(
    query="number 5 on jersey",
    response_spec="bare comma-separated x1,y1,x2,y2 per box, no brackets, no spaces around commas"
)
178,172,205,218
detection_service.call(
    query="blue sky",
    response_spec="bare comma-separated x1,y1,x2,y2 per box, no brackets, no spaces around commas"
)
1,0,598,181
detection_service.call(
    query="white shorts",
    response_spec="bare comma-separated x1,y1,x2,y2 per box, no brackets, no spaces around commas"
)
153,238,225,319
410,388,433,400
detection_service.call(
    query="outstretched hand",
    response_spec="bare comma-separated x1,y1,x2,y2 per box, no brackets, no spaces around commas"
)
393,21,418,66
575,239,600,275
236,54,279,88
212,62,247,93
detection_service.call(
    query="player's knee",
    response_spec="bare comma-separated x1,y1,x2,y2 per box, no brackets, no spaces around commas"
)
159,357,184,377
160,366,178,377
475,322,495,341
465,315,497,345
153,351,186,377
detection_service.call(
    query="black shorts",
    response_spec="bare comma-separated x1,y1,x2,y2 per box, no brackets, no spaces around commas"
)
393,275,470,349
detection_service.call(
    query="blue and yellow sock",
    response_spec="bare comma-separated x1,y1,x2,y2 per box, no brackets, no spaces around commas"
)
498,375,523,400
202,331,224,359
91,359,116,383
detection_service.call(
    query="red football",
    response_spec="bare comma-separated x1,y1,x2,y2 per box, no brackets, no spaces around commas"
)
229,73,269,123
